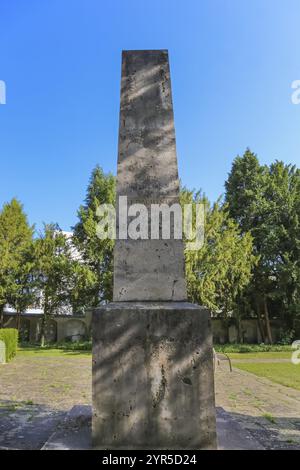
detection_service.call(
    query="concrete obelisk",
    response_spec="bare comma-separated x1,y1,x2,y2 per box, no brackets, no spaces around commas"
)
92,50,217,449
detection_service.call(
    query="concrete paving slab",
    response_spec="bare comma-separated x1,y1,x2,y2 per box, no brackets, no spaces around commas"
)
42,405,91,450
216,407,264,450
0,400,65,450
42,405,265,450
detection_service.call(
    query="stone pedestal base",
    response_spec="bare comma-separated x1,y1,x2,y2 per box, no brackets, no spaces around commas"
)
92,302,216,449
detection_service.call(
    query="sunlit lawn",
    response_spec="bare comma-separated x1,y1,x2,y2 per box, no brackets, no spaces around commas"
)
17,347,91,358
228,352,292,360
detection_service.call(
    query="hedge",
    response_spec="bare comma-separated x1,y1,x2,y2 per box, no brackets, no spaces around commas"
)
0,328,18,362
214,343,292,353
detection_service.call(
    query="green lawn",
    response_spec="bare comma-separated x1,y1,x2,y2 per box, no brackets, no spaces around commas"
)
228,352,292,360
18,346,291,360
17,347,91,358
234,362,300,390
214,343,292,353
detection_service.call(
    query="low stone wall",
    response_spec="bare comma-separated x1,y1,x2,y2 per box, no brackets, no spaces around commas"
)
3,311,92,343
212,318,299,344
212,319,263,344
2,312,296,344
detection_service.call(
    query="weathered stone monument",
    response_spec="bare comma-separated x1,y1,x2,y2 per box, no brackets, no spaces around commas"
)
92,50,216,449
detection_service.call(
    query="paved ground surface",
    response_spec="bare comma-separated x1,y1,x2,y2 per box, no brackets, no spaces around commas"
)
0,353,91,450
215,362,300,449
1,352,300,449
42,405,92,450
0,353,91,410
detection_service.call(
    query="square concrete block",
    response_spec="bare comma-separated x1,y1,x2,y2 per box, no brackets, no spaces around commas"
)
92,302,217,449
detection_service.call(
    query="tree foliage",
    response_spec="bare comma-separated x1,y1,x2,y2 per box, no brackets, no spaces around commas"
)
0,199,34,327
34,224,96,346
181,188,256,324
73,165,116,304
225,149,300,342
0,152,299,346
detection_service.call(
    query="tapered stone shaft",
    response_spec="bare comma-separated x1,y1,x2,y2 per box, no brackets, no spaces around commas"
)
113,50,187,301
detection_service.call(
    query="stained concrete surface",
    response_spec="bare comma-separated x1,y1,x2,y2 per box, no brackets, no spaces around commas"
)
0,401,64,450
92,302,216,449
42,405,91,450
41,406,265,451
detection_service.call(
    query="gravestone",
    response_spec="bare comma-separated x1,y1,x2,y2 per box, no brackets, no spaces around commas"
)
92,50,217,449
0,340,6,364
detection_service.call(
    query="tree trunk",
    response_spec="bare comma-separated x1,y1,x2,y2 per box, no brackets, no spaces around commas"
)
263,295,273,344
16,310,21,332
255,299,265,343
0,304,4,328
40,314,47,347
236,316,242,343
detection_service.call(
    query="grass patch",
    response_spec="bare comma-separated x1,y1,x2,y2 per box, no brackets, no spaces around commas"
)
262,412,276,424
234,362,300,391
20,340,92,351
214,344,292,353
0,401,34,411
17,347,91,358
24,400,34,405
228,352,292,360
228,393,237,400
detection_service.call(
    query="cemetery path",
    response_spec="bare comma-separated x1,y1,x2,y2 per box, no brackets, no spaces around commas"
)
1,351,300,449
0,353,91,449
215,364,300,450
0,354,91,410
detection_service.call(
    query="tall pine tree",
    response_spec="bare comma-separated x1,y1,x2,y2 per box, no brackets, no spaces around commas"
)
225,149,300,343
0,199,34,327
73,166,116,304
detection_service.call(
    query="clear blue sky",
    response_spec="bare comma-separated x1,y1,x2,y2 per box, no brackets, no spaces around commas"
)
0,0,300,231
